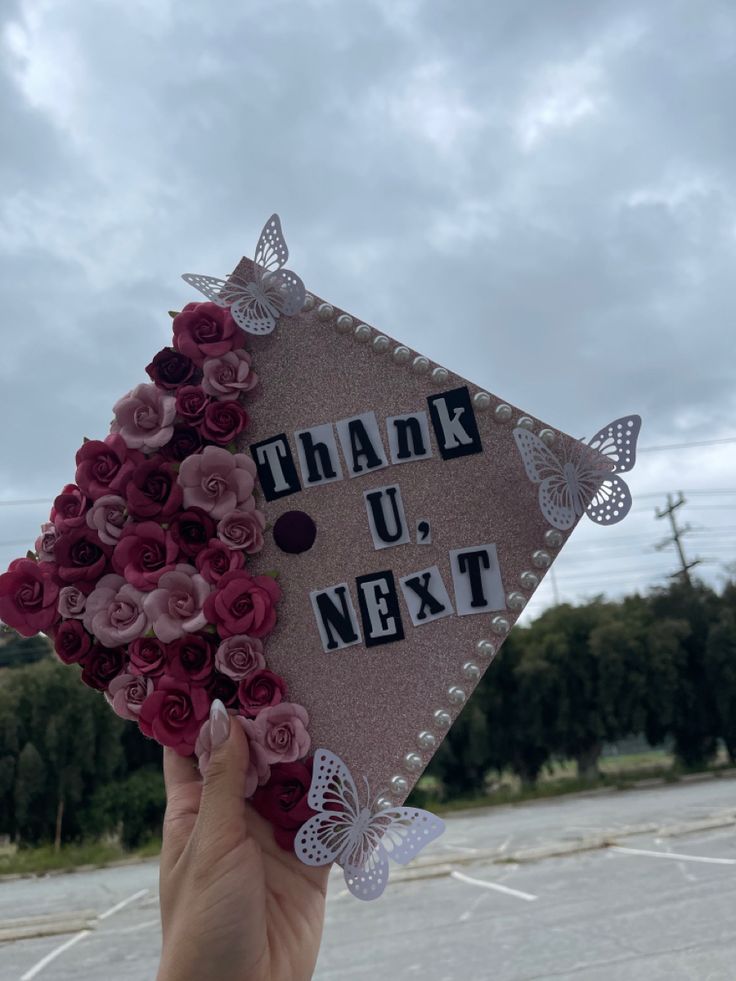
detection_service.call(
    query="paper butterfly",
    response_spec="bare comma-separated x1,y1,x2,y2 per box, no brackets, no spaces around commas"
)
512,415,642,530
182,213,306,335
294,749,445,901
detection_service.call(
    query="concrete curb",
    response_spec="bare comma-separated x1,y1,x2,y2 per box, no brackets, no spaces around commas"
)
0,909,96,942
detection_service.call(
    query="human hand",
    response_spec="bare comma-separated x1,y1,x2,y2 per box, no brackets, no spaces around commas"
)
157,699,330,981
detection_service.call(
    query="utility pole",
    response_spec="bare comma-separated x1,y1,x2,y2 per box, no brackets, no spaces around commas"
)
655,493,701,585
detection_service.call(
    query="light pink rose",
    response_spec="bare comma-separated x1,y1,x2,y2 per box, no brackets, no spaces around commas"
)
243,703,310,765
216,507,265,553
111,383,176,453
86,495,128,546
177,445,257,519
58,585,86,619
83,573,149,646
201,350,258,401
35,522,58,561
106,673,153,721
143,564,211,643
214,634,265,680
195,712,270,797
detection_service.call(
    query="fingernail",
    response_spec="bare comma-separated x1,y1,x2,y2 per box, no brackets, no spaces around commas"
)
209,698,230,749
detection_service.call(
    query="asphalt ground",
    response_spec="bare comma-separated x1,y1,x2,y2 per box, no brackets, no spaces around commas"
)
2,776,736,981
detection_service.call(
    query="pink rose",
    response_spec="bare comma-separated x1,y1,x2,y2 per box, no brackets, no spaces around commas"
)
238,669,286,718
172,302,245,366
168,635,215,685
112,522,178,591
195,539,245,584
35,522,58,561
83,573,149,647
125,458,183,521
203,570,281,639
143,564,211,643
86,495,128,546
177,445,257,519
111,383,176,453
51,484,89,532
75,435,144,500
53,526,111,586
198,401,248,445
244,703,310,765
53,619,92,663
217,508,265,553
195,711,270,796
214,634,265,680
58,585,86,619
106,673,153,721
138,676,210,755
201,350,258,401
128,636,168,677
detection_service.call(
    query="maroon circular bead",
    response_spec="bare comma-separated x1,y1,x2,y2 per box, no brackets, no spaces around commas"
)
273,510,317,554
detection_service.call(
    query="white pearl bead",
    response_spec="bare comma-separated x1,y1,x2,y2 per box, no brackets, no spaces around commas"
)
520,570,540,590
335,313,353,332
431,367,449,385
317,302,334,321
494,403,512,423
507,591,527,611
433,709,452,729
302,293,315,311
473,392,491,411
544,529,564,548
476,639,496,659
390,774,409,795
418,730,437,751
532,549,552,569
373,335,390,353
412,355,430,374
448,686,466,705
491,615,510,636
462,661,481,681
375,795,393,811
354,324,371,343
539,428,555,446
392,345,411,364
516,415,534,430
404,752,423,773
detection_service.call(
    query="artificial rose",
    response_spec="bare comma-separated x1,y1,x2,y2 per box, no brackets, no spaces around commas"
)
53,619,93,664
80,644,126,691
138,676,210,754
172,302,244,366
0,559,60,636
143,564,211,643
111,383,176,453
168,634,215,685
106,673,153,721
214,633,265,680
177,445,257,519
35,522,58,561
58,585,86,619
75,435,144,500
146,347,200,391
168,508,216,559
238,669,286,717
51,484,88,532
53,526,111,585
201,350,258,401
251,760,316,851
207,673,239,708
195,711,270,796
198,400,248,445
125,459,183,520
217,508,265,553
86,495,128,546
128,636,167,677
174,385,211,425
203,570,281,639
243,703,310,765
83,573,149,646
160,424,204,463
112,522,178,591
195,538,245,584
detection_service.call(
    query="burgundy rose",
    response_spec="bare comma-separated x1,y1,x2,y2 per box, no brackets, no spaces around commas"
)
53,619,92,664
54,526,111,585
203,570,281,639
214,633,265,680
168,634,215,685
51,484,88,532
146,347,200,391
168,507,216,559
195,538,245,584
112,522,178,591
217,508,265,553
128,636,167,677
238,669,286,717
244,703,310,765
201,350,258,401
0,559,60,636
172,302,245,366
207,673,239,708
75,435,144,500
252,760,316,851
138,676,210,755
199,400,248,445
125,458,183,520
175,385,211,425
80,644,126,691
160,425,204,463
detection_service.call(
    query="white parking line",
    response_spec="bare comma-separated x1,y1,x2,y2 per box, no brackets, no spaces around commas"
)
20,931,92,980
612,846,736,866
97,888,149,920
451,870,538,901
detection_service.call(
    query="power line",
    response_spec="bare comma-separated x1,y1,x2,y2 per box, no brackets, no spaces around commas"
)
639,436,736,452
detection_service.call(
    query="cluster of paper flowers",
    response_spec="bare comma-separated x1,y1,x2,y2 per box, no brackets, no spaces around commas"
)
0,301,314,841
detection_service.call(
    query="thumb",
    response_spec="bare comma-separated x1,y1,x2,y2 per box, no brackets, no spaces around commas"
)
195,699,251,841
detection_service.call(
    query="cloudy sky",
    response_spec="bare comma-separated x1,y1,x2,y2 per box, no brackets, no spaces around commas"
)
1,0,734,617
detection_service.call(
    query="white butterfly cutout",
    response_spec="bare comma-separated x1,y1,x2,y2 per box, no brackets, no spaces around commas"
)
294,749,445,901
513,415,642,531
182,214,306,336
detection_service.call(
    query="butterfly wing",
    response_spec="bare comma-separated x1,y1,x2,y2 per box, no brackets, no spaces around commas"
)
538,475,578,530
254,214,289,277
294,810,357,867
588,416,641,474
343,845,390,901
181,273,233,307
586,474,633,525
264,267,306,317
368,807,446,866
229,289,280,335
513,428,564,484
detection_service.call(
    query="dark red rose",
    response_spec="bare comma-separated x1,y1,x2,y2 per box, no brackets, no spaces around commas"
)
172,302,244,366
75,434,145,500
168,634,214,684
125,458,183,520
50,484,88,532
0,558,60,636
53,619,93,664
207,672,239,708
80,644,125,691
175,385,211,425
199,400,248,445
252,759,316,851
128,636,167,677
112,522,178,591
146,347,200,390
238,669,286,717
138,676,210,755
203,570,281,638
168,508,216,558
54,527,111,585
195,538,245,584
159,424,204,463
